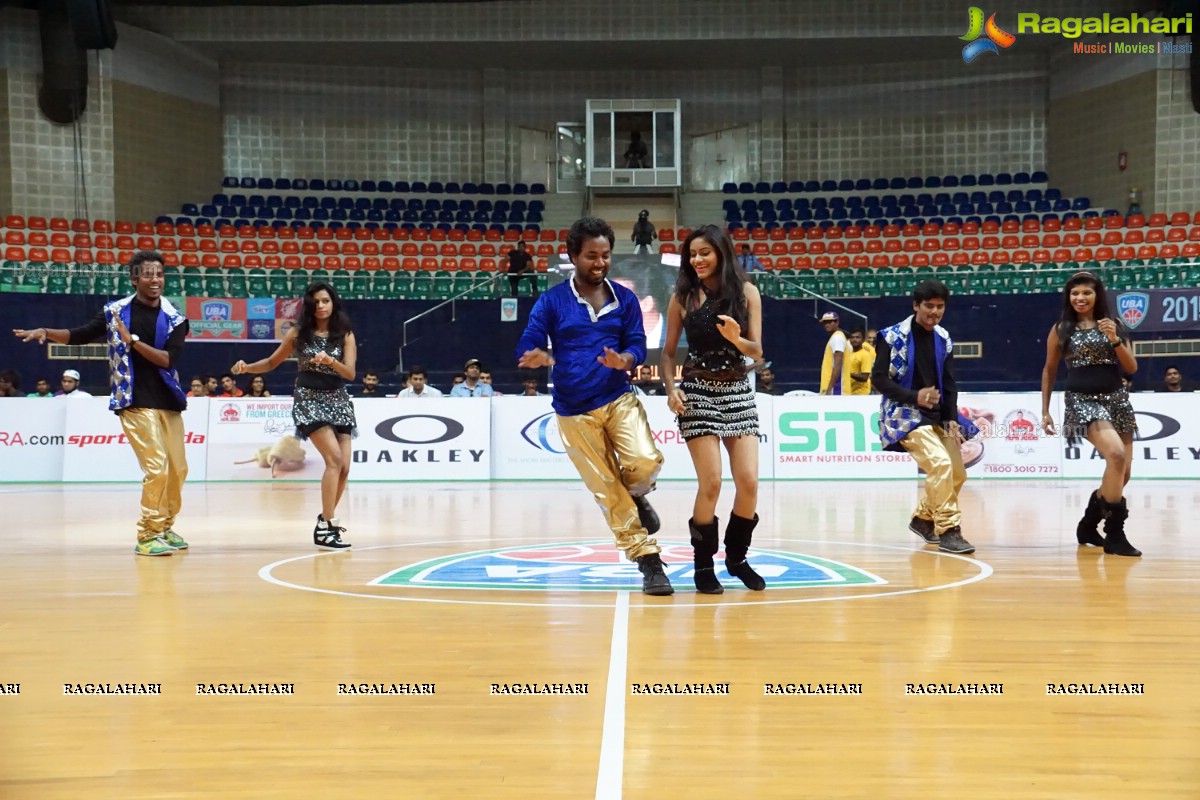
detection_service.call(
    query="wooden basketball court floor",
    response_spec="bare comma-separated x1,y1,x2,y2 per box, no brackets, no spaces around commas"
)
1,478,1196,799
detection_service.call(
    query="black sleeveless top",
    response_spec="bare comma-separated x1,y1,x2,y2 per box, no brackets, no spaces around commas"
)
682,295,746,379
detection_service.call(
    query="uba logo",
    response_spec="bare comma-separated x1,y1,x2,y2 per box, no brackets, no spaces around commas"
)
202,300,233,321
1117,292,1149,330
960,7,1016,63
520,412,566,454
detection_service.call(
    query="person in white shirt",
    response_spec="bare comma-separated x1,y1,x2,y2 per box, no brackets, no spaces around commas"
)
56,368,93,397
396,366,443,398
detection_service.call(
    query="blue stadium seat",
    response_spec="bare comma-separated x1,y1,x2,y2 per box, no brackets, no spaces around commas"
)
310,179,326,191
995,202,1013,214
201,204,218,217
770,181,787,193
274,208,292,220
872,178,889,190
755,182,770,193
916,193,932,205
846,197,861,208
332,209,349,221
996,173,1013,185
337,198,353,210
479,183,496,194
461,182,477,193
797,180,814,192
789,181,805,192
811,198,827,210
265,195,282,208
429,181,445,193
284,196,301,209
373,180,391,193
412,181,428,193
343,179,359,191
1072,197,1091,210
1033,201,1051,213
722,199,739,211
256,178,272,189
327,179,343,191
976,202,994,215
906,177,922,189
354,198,371,210
222,176,239,188
722,183,738,194
1053,199,1070,212
820,180,837,192
977,174,995,186
925,176,942,188
1102,208,1122,217
314,209,331,221
837,179,854,192
1044,188,1061,201
959,175,976,187
274,178,291,190
496,183,513,195
1015,201,1032,214
855,179,871,191
942,175,960,187
737,182,753,193
182,203,199,215
530,183,546,194
294,209,312,221
1014,172,1030,184
361,180,377,192
513,183,529,195
1031,171,1048,183
392,181,409,193
889,177,905,190
236,177,252,188
292,178,308,191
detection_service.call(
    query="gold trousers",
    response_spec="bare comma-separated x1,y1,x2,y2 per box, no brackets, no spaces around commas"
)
900,425,967,536
118,408,188,542
556,391,664,561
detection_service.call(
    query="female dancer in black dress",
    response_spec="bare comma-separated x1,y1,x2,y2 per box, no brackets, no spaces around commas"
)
1040,271,1140,556
233,282,357,549
661,225,764,592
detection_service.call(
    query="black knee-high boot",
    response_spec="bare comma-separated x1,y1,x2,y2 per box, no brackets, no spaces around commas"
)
724,513,765,591
1076,490,1106,547
1102,497,1141,557
689,518,723,594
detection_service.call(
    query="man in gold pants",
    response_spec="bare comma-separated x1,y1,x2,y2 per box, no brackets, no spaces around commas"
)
516,217,672,595
870,279,980,554
14,251,192,556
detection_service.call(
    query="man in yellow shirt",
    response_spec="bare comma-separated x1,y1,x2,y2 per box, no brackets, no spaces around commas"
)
846,329,875,395
819,312,850,395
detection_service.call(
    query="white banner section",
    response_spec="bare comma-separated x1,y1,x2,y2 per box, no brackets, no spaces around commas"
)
0,398,68,482
62,397,210,482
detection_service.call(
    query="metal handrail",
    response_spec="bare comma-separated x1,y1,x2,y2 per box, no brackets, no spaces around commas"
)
398,275,498,372
772,276,868,332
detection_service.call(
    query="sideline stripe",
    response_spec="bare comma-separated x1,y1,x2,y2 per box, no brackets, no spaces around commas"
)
595,592,629,800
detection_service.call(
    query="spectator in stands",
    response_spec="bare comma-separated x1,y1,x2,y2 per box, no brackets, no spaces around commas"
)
451,374,465,388
1156,364,1194,392
520,373,546,396
662,223,765,594
357,370,382,396
0,369,22,397
55,369,92,397
479,370,502,396
231,281,357,551
516,215,671,596
871,279,979,556
26,377,53,398
451,359,494,397
820,312,850,395
755,361,781,395
505,241,538,298
1040,270,1140,557
14,250,191,556
397,365,443,398
246,375,271,397
220,373,244,397
738,244,766,273
846,330,874,395
866,328,878,349
631,364,663,395
631,209,657,255
623,131,649,168
204,374,220,396
187,376,207,397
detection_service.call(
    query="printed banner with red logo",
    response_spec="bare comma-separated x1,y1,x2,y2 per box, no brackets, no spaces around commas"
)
60,397,210,482
186,297,301,342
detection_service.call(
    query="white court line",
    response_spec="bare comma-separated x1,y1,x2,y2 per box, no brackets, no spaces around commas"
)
595,591,629,800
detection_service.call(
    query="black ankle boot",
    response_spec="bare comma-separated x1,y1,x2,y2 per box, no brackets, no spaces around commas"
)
1076,490,1106,547
636,553,674,596
1102,497,1141,557
724,513,765,591
689,517,723,595
314,514,351,550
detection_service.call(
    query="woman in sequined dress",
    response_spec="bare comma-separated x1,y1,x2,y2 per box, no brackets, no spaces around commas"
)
232,282,357,550
1040,271,1140,556
661,225,764,593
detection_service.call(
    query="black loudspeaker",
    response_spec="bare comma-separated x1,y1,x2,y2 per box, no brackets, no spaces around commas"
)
65,0,118,50
38,0,88,124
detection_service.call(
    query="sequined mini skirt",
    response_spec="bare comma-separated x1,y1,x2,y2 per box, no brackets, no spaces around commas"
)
292,385,358,440
677,375,759,441
1063,386,1137,443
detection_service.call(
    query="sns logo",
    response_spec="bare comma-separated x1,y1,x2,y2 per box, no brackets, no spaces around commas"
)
520,412,565,454
961,7,1016,63
1117,293,1148,330
779,411,882,453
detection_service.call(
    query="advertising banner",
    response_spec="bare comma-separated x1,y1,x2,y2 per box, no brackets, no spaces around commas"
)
186,297,301,342
0,398,68,482
1059,392,1200,479
62,397,210,482
205,397,491,481
956,392,1064,478
1114,288,1200,333
490,394,774,481
772,394,916,479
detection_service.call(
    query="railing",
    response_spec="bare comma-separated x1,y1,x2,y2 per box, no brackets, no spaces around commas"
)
770,275,868,331
398,276,499,372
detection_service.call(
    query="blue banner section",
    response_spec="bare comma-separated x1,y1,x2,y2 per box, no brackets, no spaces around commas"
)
1116,288,1200,332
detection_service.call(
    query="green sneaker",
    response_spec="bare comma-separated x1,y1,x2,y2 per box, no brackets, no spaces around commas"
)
162,530,189,550
134,537,174,557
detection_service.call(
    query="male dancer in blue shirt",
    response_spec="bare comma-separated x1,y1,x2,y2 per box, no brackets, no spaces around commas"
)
516,217,672,595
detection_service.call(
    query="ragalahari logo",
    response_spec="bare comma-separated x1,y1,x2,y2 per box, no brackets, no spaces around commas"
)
961,7,1016,63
